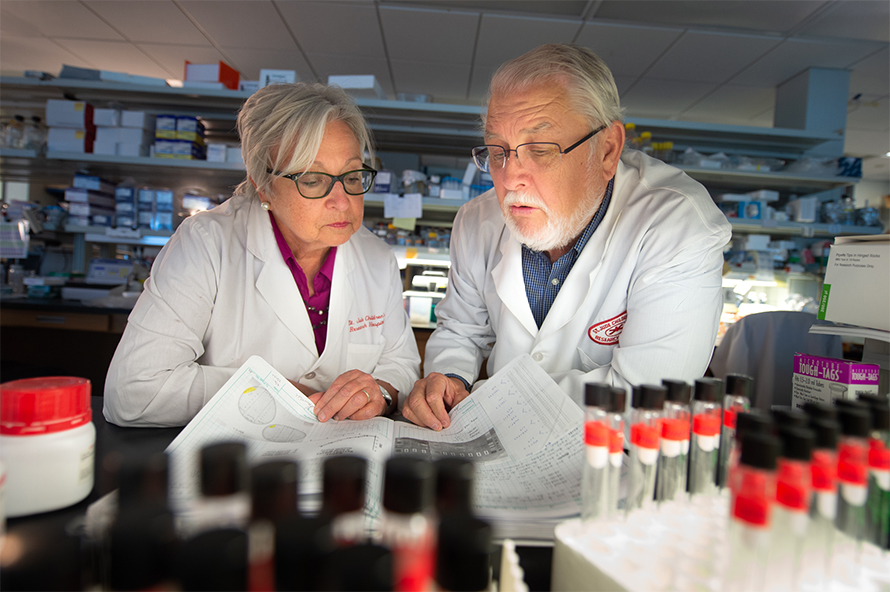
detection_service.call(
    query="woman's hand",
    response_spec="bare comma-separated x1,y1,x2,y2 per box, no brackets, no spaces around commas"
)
308,370,393,421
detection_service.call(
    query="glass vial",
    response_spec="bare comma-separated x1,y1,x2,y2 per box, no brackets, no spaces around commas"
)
689,378,723,497
657,379,691,503
626,384,665,515
582,383,612,521
719,373,752,489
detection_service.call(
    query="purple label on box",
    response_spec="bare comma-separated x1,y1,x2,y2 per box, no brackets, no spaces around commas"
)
794,353,879,385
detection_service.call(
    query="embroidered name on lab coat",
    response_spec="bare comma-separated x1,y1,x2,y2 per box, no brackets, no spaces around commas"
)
588,311,627,345
349,313,386,333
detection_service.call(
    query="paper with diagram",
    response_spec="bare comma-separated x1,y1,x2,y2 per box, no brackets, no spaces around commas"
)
166,353,584,539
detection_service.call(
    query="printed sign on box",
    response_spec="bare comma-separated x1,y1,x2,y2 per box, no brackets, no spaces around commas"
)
817,235,890,331
791,353,880,411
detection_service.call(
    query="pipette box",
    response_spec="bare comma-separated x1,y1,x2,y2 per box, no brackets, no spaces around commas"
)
791,353,880,411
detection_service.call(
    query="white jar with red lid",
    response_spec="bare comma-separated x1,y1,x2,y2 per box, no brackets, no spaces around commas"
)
0,376,95,517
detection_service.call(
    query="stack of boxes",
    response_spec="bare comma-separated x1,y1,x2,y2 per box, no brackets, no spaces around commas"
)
93,109,155,157
45,100,95,153
153,115,206,160
64,174,115,226
114,185,175,231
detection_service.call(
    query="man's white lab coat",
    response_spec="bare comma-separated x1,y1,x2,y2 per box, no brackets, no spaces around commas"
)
104,193,420,427
424,150,732,408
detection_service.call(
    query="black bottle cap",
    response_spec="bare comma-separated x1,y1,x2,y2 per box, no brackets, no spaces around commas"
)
739,432,780,471
326,544,393,591
632,384,666,410
857,394,890,431
609,387,627,414
804,402,837,422
436,514,494,592
435,457,475,515
383,456,434,514
274,515,336,591
662,379,691,404
771,408,809,429
777,425,815,461
200,441,248,497
177,528,248,592
322,455,367,516
585,382,612,408
693,377,723,403
109,506,177,591
835,399,871,413
116,450,169,510
724,373,753,399
736,410,774,442
809,418,839,450
0,519,83,591
837,406,871,438
251,459,299,522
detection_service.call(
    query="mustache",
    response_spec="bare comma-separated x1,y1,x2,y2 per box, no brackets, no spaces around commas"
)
503,191,549,212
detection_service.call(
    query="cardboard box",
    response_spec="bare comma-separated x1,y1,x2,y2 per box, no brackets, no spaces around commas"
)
153,139,205,160
117,142,150,157
185,61,239,90
64,188,115,208
226,146,243,164
94,108,121,127
72,174,114,194
818,235,890,331
206,143,227,162
259,69,297,89
68,201,114,217
46,99,94,128
119,127,152,145
47,127,94,153
155,114,178,139
792,353,880,410
121,111,154,130
327,75,386,99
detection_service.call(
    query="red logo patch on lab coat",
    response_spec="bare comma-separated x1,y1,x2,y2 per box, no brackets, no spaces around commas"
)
588,311,627,345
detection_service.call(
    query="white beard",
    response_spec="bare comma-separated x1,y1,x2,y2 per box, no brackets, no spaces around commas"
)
501,190,594,253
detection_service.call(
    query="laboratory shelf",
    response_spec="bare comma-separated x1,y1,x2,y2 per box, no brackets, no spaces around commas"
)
728,218,883,238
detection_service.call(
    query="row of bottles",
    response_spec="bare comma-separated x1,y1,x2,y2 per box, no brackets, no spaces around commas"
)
1,115,47,151
1,449,494,592
624,122,674,163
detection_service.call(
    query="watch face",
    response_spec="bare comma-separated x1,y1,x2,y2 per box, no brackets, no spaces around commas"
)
379,385,393,406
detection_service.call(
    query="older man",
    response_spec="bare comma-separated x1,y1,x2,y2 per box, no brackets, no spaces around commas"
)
404,44,731,431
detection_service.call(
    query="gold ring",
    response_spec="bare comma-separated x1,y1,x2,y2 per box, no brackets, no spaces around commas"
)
361,389,371,404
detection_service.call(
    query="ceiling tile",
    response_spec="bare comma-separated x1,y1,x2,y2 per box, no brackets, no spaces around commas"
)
575,22,683,79
389,59,471,101
620,78,716,119
592,1,826,35
734,37,885,87
847,97,889,133
382,1,589,18
467,62,500,103
84,0,209,46
473,14,578,67
138,44,230,81
277,1,386,59
379,6,478,63
646,31,781,83
221,48,314,82
178,1,296,50
844,127,890,158
848,47,890,97
0,35,93,76
0,0,124,40
307,54,394,96
679,85,776,125
799,0,890,44
51,39,172,80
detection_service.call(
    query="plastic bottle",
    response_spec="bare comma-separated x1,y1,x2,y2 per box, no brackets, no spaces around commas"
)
434,457,474,516
322,455,368,545
4,115,25,149
108,504,178,591
326,543,394,591
726,410,774,493
834,403,871,543
657,379,691,503
23,116,45,151
724,433,780,592
185,441,251,535
626,384,665,514
0,376,95,518
380,456,436,592
689,378,722,497
857,394,889,550
801,417,840,585
624,122,638,150
177,528,249,591
606,387,627,517
719,373,752,488
435,514,493,592
274,515,336,591
582,382,612,521
639,131,654,156
249,460,299,591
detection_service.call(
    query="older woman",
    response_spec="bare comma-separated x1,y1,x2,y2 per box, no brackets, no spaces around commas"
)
104,83,420,427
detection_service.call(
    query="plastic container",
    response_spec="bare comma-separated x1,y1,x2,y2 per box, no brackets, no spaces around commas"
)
0,376,95,517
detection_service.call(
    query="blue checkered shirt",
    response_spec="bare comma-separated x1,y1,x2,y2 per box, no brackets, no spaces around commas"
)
522,178,614,328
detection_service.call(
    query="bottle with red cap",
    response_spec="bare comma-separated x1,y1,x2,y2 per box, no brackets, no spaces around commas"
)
626,384,665,514
801,413,840,584
657,379,691,503
724,432,780,592
719,374,752,489
606,386,627,518
581,383,612,521
322,455,369,546
726,410,774,493
0,376,95,517
857,393,889,550
834,402,871,543
689,378,723,497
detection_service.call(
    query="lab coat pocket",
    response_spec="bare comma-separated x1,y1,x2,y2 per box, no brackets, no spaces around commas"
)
346,342,385,373
578,347,609,372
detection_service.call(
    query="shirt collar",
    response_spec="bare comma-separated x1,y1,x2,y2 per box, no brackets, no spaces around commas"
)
268,212,336,281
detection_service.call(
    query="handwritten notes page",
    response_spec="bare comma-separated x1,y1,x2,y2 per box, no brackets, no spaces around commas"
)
166,354,583,541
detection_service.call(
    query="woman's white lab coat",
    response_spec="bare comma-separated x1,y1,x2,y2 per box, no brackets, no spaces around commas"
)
424,150,732,408
104,193,420,427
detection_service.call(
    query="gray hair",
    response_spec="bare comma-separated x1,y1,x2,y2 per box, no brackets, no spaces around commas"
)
484,44,624,135
235,83,373,200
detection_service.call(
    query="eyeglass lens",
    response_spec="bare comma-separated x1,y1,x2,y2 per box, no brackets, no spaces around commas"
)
473,144,562,174
297,169,375,198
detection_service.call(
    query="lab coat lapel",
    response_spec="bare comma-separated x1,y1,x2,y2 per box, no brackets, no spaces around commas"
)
492,233,539,336
247,199,318,356
323,239,353,360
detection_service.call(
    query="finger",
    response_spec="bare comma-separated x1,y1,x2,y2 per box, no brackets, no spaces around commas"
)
307,392,323,405
314,371,366,421
342,393,386,421
425,375,452,429
404,378,447,431
332,388,375,421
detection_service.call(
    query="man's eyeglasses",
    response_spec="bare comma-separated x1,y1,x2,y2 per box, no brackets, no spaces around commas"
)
267,166,378,199
471,125,607,174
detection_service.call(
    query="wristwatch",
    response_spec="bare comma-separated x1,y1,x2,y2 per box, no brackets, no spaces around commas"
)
377,383,393,410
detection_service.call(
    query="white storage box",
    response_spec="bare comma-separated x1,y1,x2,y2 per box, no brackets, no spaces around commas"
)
818,235,890,331
93,108,121,127
72,174,114,194
47,127,93,153
64,188,115,208
121,110,153,130
45,99,94,128
117,143,150,157
327,75,386,99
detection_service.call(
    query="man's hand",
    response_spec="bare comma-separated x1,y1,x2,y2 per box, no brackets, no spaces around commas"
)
306,370,390,421
402,373,470,431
